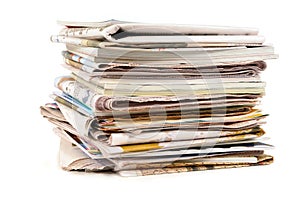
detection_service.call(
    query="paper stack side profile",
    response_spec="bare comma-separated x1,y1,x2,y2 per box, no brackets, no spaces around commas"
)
41,20,277,176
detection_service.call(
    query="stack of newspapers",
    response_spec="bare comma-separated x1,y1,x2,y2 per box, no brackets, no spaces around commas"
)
41,20,277,176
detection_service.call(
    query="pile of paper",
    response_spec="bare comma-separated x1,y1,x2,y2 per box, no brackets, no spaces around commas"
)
41,20,277,176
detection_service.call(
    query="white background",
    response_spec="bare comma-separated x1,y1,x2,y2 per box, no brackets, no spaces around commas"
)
0,0,298,198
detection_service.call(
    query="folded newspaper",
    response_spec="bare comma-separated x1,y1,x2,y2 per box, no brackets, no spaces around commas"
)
41,20,277,176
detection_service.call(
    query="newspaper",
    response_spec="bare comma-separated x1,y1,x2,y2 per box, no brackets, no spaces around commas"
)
40,20,277,176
